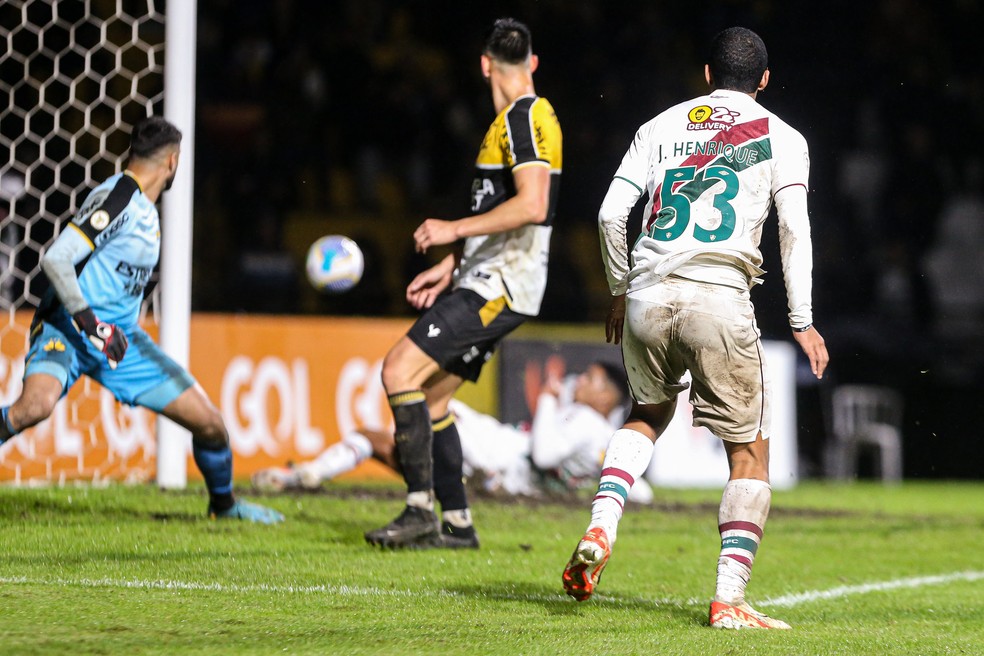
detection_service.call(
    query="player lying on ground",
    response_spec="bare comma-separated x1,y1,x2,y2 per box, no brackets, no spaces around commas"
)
253,362,652,544
561,27,828,629
0,117,282,524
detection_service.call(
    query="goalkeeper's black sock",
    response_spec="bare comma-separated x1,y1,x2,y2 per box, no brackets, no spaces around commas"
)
432,412,469,517
193,441,235,513
389,390,433,508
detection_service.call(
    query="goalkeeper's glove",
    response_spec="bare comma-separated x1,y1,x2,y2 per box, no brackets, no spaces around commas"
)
72,307,128,369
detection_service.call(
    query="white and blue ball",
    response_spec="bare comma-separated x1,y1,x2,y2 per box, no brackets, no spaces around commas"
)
305,235,364,293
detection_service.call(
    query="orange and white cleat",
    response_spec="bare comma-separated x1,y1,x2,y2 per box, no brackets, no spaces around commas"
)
562,527,611,601
709,600,791,629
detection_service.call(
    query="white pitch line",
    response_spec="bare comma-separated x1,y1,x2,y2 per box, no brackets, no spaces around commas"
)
760,570,984,608
3,571,981,610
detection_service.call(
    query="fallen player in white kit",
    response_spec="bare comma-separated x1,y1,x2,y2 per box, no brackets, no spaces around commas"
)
253,361,653,504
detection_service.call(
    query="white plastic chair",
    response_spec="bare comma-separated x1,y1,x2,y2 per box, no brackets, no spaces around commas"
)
826,384,904,483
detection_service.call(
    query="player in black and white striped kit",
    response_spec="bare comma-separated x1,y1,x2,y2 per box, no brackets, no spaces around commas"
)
364,18,563,549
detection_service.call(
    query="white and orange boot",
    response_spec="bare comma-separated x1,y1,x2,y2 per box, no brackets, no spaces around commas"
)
709,600,791,629
562,527,611,601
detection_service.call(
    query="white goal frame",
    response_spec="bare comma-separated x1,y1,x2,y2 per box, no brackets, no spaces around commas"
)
157,0,198,489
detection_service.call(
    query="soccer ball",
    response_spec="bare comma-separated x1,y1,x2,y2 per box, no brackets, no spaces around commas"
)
305,235,364,293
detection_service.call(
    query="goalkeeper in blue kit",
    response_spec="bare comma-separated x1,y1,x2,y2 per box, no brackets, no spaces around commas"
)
0,116,282,524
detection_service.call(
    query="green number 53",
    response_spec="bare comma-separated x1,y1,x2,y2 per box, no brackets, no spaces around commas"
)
649,165,739,243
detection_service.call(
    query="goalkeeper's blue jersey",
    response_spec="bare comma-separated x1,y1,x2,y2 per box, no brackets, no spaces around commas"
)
37,171,160,329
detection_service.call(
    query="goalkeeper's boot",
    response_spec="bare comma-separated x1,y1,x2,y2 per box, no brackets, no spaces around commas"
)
709,600,791,630
251,466,302,492
364,505,440,548
210,499,285,524
562,527,611,601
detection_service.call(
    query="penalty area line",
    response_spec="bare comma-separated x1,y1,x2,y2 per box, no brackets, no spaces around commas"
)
760,570,984,608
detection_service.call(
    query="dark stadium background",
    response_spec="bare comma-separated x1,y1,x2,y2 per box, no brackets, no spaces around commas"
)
189,1,981,479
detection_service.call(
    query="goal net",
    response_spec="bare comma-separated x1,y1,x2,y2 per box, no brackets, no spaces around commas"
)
0,0,166,485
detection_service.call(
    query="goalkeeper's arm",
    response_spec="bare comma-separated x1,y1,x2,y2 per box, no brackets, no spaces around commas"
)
40,224,92,316
41,226,128,368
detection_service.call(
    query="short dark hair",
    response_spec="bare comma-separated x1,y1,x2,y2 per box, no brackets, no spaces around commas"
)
484,18,532,65
129,116,182,160
596,361,630,405
708,27,768,93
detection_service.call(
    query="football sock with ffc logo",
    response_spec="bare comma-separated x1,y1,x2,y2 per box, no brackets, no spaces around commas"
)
587,428,654,544
715,478,771,604
389,390,434,509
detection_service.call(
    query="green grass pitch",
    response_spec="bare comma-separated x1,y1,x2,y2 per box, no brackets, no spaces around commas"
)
1,481,982,654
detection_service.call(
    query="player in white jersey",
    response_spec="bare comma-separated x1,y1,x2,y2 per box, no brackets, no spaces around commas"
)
0,117,282,524
364,19,562,550
252,363,653,522
561,28,828,629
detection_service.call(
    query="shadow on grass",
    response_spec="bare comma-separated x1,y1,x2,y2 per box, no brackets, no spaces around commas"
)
445,581,703,624
0,487,211,520
0,498,207,524
0,488,304,525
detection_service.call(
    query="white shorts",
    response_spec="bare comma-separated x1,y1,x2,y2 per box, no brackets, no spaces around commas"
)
623,276,772,443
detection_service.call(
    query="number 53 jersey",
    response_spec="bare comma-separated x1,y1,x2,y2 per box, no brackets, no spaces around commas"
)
606,88,810,294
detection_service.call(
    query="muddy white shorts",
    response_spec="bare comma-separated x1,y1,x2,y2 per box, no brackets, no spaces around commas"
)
622,276,772,443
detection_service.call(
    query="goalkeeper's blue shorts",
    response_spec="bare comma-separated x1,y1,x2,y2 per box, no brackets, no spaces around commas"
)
24,311,195,413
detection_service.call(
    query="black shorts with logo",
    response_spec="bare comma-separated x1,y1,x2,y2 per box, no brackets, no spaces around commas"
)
407,288,528,382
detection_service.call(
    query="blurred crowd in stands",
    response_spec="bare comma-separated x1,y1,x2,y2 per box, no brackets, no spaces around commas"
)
192,0,983,395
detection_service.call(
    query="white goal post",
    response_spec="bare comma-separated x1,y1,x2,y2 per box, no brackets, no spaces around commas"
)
157,0,198,489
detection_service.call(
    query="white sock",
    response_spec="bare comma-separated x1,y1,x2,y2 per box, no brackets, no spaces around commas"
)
443,508,472,528
587,428,654,545
714,478,771,604
300,432,373,482
407,490,434,511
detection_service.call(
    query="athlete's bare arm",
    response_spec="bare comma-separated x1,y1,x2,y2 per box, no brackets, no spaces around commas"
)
406,253,456,310
412,164,550,253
